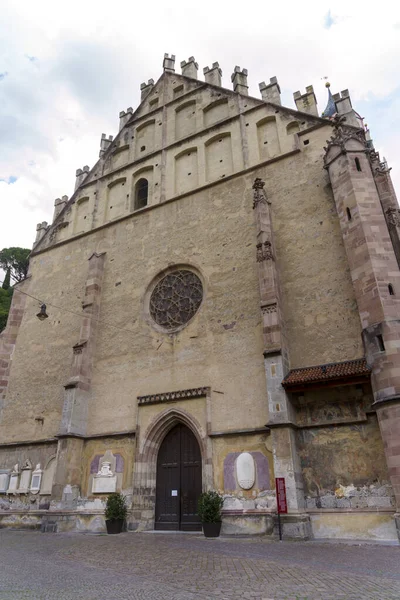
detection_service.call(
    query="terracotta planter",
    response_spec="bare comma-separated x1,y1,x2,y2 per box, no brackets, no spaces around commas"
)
106,519,124,534
202,521,222,538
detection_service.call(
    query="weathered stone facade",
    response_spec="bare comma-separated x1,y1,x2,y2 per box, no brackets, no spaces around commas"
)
0,56,399,541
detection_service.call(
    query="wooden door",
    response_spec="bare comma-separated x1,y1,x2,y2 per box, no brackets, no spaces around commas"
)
155,424,202,531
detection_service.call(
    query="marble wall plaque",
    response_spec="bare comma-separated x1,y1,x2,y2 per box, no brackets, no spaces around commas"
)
7,473,19,493
18,468,32,493
0,470,10,493
92,475,117,494
40,457,56,495
30,468,43,493
236,452,255,490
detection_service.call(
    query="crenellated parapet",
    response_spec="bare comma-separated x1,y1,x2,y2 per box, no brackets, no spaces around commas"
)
231,66,248,96
163,53,175,73
53,195,69,221
119,107,133,130
203,62,222,87
259,77,281,106
180,57,198,80
293,85,318,117
34,221,48,247
332,89,361,128
140,80,154,101
74,166,90,191
99,133,113,157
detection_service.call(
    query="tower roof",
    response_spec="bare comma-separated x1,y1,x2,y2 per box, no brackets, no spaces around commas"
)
321,82,336,118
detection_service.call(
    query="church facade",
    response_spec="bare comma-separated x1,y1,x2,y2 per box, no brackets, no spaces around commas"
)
1,54,400,541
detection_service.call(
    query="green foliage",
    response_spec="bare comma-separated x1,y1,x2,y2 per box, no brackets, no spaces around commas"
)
197,490,224,523
105,492,128,521
0,247,30,283
0,287,13,333
2,268,11,290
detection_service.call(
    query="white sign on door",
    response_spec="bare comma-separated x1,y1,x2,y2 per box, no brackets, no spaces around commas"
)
171,490,178,497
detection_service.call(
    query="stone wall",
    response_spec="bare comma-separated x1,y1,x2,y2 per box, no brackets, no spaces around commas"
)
297,415,393,508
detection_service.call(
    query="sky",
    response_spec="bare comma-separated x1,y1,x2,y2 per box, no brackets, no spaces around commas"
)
1,0,400,255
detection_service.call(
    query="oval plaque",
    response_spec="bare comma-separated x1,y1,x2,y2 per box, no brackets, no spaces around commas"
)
236,452,255,490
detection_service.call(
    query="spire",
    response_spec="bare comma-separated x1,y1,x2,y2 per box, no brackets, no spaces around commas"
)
321,82,336,118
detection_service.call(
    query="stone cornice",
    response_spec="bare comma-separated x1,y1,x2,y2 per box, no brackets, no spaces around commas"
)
138,386,210,406
208,427,270,437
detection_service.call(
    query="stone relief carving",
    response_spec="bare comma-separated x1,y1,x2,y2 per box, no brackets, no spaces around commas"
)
261,303,277,315
252,178,270,209
323,115,366,157
97,461,113,477
256,241,273,262
386,208,400,228
90,451,123,494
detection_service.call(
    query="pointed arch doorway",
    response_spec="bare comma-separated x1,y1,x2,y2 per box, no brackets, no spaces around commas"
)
155,423,202,531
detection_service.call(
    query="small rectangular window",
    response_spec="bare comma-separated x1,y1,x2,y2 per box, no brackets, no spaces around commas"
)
377,334,385,352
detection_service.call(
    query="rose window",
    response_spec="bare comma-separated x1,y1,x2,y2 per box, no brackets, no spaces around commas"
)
149,270,203,330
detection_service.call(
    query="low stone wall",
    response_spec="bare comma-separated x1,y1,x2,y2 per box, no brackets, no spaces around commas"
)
221,511,275,536
0,510,106,533
309,511,398,541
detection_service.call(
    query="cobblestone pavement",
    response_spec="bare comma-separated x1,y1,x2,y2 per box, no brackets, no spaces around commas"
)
0,531,399,600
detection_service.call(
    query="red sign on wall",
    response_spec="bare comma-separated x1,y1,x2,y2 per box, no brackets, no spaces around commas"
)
275,477,288,514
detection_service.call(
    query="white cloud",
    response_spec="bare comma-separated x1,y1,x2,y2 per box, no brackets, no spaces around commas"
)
1,0,400,253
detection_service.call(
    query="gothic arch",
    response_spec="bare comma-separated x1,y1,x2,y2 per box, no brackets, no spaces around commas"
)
131,406,213,531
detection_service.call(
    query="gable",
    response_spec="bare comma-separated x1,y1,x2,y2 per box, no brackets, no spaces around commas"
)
32,66,330,254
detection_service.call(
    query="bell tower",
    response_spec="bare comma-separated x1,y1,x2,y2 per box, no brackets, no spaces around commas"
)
324,117,400,537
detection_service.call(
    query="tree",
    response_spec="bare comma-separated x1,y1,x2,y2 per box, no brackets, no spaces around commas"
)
0,287,13,332
2,267,11,290
0,247,30,283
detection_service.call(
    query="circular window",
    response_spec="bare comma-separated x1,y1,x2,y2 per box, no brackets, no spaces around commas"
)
149,269,203,331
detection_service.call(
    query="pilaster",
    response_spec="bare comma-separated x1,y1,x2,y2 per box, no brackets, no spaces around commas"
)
252,180,307,524
59,252,106,436
53,252,106,499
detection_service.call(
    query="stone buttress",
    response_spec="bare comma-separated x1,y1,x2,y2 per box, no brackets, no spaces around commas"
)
252,179,311,539
0,280,28,407
324,118,400,539
53,252,106,498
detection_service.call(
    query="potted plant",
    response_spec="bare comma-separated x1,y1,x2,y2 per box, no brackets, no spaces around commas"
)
197,490,224,538
104,492,127,534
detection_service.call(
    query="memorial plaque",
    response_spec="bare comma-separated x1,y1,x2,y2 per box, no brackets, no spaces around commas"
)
7,473,19,493
92,475,117,494
0,471,10,493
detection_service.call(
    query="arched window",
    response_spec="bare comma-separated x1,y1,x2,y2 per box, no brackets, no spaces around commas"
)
355,157,362,172
134,178,148,210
